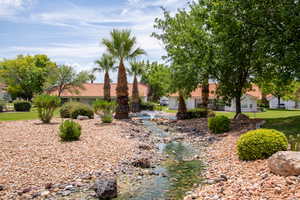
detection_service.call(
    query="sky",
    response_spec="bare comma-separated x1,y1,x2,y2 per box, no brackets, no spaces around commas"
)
0,0,188,82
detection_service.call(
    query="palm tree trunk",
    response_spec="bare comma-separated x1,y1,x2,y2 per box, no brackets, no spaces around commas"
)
104,72,111,101
131,75,140,112
176,93,188,120
202,78,209,109
115,58,129,119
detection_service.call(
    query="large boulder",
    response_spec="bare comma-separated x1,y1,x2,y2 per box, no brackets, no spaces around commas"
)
268,151,300,176
93,178,117,199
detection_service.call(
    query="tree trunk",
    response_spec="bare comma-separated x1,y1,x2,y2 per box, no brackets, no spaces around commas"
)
115,59,129,119
277,96,281,108
234,94,242,119
131,75,140,113
176,93,188,120
104,72,111,101
261,92,268,107
201,79,209,109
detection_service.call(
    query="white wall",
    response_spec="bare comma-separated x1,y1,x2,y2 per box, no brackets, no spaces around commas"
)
224,95,257,112
168,97,196,110
269,97,299,109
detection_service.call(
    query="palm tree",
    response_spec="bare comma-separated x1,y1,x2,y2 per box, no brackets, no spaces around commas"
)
88,72,96,83
128,60,144,112
102,29,145,119
94,53,117,101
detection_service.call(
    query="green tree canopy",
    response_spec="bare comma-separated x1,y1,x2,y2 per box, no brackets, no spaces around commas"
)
0,54,57,100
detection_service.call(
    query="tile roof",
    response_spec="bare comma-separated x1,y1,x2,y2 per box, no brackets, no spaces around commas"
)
49,83,148,97
169,83,263,99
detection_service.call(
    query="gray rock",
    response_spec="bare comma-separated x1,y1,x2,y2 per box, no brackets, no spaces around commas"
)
268,151,300,176
62,190,72,196
93,178,117,199
0,185,4,191
77,115,89,120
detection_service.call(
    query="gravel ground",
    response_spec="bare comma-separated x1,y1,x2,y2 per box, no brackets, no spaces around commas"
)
184,130,300,200
0,118,142,199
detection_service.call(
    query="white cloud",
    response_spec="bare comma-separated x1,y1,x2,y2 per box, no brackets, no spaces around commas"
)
0,0,33,17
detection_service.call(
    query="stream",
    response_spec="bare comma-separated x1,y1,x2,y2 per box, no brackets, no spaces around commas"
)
116,111,204,200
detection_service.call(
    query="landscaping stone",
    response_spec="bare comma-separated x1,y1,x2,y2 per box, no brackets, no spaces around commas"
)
268,151,300,176
93,178,117,199
77,115,89,120
132,157,151,168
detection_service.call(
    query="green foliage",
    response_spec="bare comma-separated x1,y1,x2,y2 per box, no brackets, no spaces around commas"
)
0,100,4,112
237,129,288,161
13,100,31,112
70,104,94,119
140,101,156,111
94,53,117,73
101,115,113,123
208,115,230,134
0,55,57,100
33,94,61,123
45,65,89,97
187,108,215,119
141,61,171,101
93,100,116,123
59,120,81,141
288,134,300,151
60,102,80,118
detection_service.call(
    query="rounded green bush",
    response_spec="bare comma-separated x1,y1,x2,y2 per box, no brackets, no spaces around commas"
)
13,100,31,111
59,120,81,141
237,129,288,161
101,114,113,123
60,102,93,119
208,115,230,134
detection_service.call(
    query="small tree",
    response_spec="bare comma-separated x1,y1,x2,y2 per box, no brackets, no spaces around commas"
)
34,94,61,123
93,99,116,123
45,65,89,97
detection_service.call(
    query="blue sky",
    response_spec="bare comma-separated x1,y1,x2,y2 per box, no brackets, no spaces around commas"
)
0,0,187,82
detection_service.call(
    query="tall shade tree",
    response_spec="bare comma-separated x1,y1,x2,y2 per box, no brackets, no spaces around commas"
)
141,61,172,102
128,60,144,112
0,54,57,100
102,29,145,119
45,65,89,97
153,5,212,118
94,53,117,101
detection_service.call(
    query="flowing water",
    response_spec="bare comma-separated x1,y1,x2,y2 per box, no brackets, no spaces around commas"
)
116,111,204,200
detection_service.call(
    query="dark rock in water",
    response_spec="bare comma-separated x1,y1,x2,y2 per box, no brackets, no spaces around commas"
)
93,178,118,199
132,157,151,168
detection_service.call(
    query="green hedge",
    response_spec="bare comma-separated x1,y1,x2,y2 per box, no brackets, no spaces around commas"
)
60,102,93,119
187,108,215,118
59,120,81,141
13,100,31,112
208,115,230,134
140,101,156,111
237,129,288,161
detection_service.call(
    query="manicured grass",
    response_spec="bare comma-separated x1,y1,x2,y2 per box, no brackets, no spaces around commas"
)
0,109,60,121
215,109,300,136
216,109,300,119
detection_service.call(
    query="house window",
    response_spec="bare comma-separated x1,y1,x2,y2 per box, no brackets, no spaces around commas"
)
249,104,253,109
241,103,248,109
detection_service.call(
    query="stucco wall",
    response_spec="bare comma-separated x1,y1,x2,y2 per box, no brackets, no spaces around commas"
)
168,97,195,110
269,97,299,109
224,95,257,112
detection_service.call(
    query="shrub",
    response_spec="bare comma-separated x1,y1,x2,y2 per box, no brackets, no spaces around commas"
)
13,100,31,111
154,104,165,111
187,108,215,118
93,100,116,123
140,101,156,111
208,115,230,134
237,129,288,161
0,100,5,112
59,120,81,141
288,134,300,151
60,102,93,119
70,104,94,119
33,94,61,123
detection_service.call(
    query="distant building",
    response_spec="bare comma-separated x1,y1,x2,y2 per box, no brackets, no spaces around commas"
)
168,84,262,112
268,96,300,110
0,83,11,101
49,83,148,105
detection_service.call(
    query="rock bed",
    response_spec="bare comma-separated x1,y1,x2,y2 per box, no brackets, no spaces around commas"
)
184,129,300,200
0,118,158,200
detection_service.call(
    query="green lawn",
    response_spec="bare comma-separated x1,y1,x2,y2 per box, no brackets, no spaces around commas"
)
0,109,60,121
